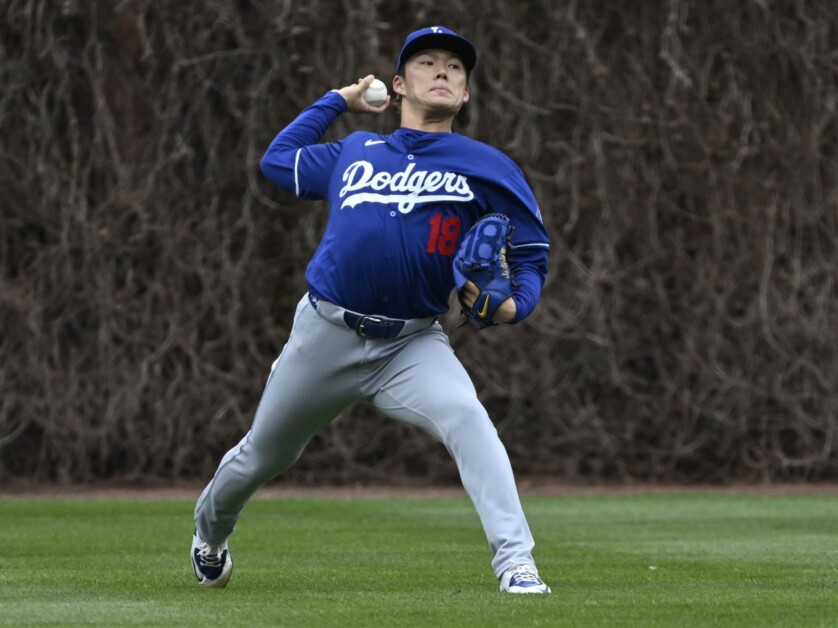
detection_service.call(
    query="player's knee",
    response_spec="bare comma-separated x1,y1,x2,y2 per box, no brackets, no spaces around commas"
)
437,398,496,443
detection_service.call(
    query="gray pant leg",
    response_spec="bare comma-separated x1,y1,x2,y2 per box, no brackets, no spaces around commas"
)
195,297,363,545
369,326,536,578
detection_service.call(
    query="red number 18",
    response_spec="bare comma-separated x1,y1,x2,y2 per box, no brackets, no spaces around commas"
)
426,214,461,256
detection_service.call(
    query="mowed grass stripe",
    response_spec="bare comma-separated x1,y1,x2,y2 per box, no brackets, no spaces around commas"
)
0,492,835,626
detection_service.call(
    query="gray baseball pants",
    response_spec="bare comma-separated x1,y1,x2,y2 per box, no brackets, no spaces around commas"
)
194,294,537,578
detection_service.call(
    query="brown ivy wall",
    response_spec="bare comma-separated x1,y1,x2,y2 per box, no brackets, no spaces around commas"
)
1,0,836,485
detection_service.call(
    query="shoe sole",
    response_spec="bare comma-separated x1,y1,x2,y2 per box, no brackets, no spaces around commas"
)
501,586,551,593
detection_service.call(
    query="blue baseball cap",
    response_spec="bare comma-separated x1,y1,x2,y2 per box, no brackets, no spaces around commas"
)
396,26,477,74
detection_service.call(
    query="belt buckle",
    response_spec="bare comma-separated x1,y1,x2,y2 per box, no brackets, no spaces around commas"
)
356,315,384,338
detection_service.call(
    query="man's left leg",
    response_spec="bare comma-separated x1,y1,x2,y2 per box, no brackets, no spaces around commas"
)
366,326,549,591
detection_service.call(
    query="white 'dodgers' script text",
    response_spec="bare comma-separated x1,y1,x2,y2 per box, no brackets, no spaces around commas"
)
339,161,474,213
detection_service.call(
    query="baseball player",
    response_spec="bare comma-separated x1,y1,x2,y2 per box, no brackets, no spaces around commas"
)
191,26,551,594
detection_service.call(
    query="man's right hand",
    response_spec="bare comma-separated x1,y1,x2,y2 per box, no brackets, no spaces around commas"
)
333,75,391,113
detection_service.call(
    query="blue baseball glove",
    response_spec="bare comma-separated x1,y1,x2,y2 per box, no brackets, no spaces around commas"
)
453,213,514,330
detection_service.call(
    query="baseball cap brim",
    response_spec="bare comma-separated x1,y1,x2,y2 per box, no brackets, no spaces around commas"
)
396,27,477,74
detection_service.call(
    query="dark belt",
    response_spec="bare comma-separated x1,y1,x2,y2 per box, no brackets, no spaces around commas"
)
342,311,404,339
307,293,436,339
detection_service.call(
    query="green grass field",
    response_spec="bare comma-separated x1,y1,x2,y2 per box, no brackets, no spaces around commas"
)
0,490,836,626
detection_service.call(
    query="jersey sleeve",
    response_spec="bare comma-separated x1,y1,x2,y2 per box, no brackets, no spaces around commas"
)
260,91,347,200
485,168,550,324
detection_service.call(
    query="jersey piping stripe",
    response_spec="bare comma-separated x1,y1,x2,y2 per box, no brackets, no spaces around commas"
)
294,148,302,197
510,242,550,250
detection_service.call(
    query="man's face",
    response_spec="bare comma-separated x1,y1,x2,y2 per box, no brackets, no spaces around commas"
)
394,49,470,116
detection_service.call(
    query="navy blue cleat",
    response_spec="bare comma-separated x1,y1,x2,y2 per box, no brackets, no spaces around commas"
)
191,530,233,588
499,564,551,594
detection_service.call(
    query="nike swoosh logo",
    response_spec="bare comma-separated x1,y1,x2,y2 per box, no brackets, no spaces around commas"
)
364,139,386,146
477,295,490,318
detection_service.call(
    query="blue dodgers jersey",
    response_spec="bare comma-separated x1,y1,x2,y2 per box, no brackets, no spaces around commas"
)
261,93,550,320
295,128,549,319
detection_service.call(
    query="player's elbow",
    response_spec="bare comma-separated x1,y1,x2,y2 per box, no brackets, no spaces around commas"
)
259,153,274,179
259,152,296,193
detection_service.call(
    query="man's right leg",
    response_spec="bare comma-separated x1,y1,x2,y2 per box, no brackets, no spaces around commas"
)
194,296,364,546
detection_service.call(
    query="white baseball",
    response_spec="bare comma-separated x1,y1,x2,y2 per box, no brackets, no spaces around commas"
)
363,79,388,106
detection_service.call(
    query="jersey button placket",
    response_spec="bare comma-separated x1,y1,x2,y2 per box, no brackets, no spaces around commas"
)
394,154,414,217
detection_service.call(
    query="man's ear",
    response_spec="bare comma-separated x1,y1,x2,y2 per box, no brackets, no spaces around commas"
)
463,85,469,103
392,75,405,97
